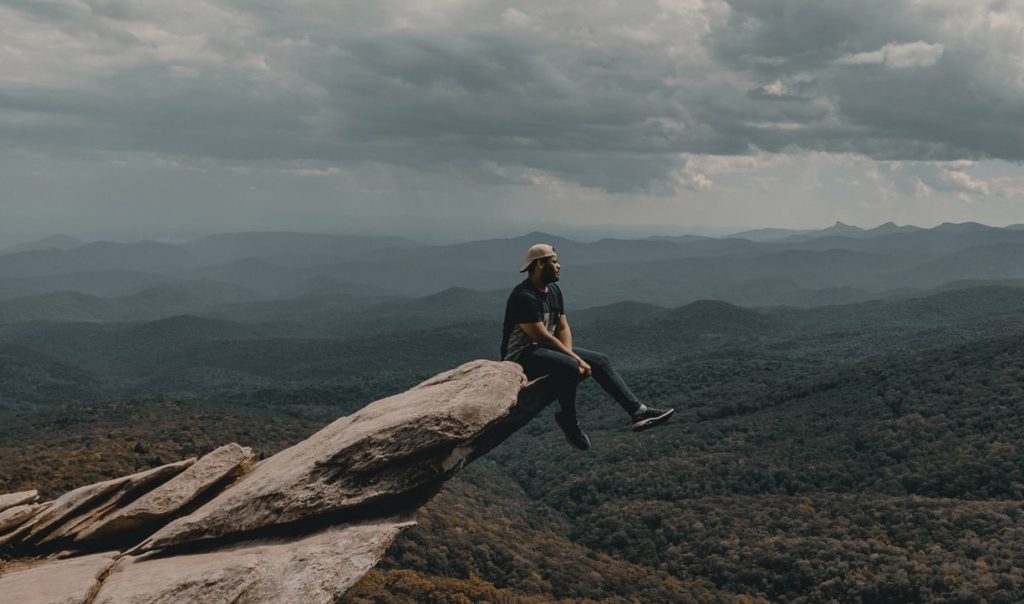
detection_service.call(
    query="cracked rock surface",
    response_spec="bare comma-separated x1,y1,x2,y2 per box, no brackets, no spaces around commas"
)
0,552,118,604
93,515,414,604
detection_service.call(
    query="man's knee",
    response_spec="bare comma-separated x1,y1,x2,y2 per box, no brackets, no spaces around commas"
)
546,356,587,385
579,349,611,370
520,354,578,381
553,360,581,380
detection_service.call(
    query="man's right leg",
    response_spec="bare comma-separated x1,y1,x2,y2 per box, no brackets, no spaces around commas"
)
516,346,582,418
516,347,590,450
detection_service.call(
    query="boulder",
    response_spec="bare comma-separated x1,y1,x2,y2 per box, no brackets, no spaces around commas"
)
138,360,527,552
0,551,118,604
93,515,414,604
0,502,51,535
9,460,193,549
0,490,38,514
75,444,255,543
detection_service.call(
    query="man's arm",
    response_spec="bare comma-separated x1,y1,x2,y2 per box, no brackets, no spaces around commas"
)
518,321,591,376
556,314,573,350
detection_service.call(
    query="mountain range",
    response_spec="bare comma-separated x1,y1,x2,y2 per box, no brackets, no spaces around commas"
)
3,223,1024,315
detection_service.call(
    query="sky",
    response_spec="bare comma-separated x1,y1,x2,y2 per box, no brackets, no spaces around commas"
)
1,0,1023,244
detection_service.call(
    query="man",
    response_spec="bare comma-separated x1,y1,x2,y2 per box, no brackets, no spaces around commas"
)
500,243,674,450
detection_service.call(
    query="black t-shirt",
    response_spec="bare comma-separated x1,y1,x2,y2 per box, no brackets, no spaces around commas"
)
500,279,564,361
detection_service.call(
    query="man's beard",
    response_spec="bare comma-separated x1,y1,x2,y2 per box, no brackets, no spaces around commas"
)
541,264,559,284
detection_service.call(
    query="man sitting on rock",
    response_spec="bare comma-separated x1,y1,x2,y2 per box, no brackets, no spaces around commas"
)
500,243,674,450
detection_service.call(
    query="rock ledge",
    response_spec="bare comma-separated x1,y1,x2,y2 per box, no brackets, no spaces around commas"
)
0,360,556,604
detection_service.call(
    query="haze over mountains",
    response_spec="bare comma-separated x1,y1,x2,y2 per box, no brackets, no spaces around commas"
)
5,220,1024,417
4,220,1024,425
3,221,1024,323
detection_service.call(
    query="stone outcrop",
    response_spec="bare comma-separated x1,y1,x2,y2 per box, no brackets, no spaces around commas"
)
0,490,38,514
0,360,557,604
138,360,528,552
8,460,194,549
76,443,255,543
0,503,51,536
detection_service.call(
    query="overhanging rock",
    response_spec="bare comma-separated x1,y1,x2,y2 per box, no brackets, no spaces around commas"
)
0,360,559,603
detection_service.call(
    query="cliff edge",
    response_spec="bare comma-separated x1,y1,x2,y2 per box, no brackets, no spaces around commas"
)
0,360,557,604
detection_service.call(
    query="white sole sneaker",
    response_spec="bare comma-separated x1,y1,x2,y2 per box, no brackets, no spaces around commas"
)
631,408,675,432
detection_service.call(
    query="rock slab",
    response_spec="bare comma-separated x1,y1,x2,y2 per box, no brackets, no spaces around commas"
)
0,502,51,535
0,552,118,604
10,459,193,548
139,360,526,552
93,515,415,604
76,443,255,542
0,490,38,514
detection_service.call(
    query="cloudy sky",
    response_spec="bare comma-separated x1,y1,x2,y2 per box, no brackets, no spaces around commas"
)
1,0,1023,244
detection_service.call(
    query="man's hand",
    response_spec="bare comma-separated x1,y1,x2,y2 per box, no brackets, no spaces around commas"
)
517,321,591,377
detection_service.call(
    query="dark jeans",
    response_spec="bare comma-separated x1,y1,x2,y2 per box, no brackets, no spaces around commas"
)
516,345,642,420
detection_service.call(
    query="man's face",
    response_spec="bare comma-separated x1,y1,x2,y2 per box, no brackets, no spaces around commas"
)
540,255,560,283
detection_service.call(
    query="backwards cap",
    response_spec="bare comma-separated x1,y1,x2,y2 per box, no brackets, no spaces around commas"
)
519,243,556,272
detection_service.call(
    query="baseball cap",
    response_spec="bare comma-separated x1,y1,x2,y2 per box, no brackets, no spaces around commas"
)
519,243,556,272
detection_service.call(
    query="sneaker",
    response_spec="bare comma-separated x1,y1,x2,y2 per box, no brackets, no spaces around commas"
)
554,411,591,450
631,405,675,432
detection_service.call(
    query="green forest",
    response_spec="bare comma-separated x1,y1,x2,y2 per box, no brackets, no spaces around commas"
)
3,283,1024,602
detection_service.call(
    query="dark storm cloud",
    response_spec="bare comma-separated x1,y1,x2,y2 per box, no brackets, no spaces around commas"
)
0,71,316,159
1,0,1021,193
707,0,1024,162
709,0,915,74
0,0,142,45
293,30,693,191
832,50,1024,160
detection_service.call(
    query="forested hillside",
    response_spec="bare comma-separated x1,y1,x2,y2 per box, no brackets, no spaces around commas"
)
3,279,1024,601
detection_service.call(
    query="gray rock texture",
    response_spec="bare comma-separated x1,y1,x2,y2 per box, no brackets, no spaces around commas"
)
0,552,118,604
76,443,255,542
0,490,38,514
93,515,414,604
138,360,527,552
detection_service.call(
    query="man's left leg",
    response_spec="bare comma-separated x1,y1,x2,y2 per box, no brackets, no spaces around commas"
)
574,346,675,431
573,347,642,415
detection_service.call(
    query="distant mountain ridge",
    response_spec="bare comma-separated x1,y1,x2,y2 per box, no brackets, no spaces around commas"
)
0,241,195,280
732,221,921,242
0,281,258,323
1,222,1022,309
184,232,416,266
1,235,85,254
